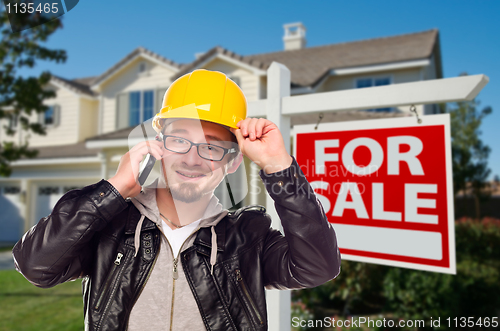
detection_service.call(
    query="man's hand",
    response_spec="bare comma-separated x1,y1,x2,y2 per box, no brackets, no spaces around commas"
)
108,139,164,198
230,118,293,174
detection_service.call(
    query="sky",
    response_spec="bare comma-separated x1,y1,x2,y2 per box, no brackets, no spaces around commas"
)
12,0,500,179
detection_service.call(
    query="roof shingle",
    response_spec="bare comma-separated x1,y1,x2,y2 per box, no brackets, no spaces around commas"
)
51,75,97,97
173,29,440,87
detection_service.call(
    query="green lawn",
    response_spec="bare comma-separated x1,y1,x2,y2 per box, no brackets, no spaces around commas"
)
0,270,83,331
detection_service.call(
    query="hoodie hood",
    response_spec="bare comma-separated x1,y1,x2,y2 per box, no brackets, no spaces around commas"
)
130,179,228,273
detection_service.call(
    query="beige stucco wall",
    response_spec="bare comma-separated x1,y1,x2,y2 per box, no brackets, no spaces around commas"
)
99,57,177,134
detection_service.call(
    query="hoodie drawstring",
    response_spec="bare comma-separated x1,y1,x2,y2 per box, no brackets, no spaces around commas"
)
210,226,217,275
134,215,146,257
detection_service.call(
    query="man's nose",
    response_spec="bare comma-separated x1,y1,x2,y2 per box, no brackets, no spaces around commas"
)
181,145,204,166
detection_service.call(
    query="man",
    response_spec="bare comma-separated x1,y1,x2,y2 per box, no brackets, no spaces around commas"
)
13,69,341,331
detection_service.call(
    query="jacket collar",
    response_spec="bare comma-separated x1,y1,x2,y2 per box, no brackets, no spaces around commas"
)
125,203,227,254
125,206,157,234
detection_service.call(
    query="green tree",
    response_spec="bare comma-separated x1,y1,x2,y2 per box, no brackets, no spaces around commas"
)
448,94,492,219
0,8,66,176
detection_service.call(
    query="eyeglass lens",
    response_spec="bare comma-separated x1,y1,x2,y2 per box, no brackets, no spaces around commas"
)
164,136,225,161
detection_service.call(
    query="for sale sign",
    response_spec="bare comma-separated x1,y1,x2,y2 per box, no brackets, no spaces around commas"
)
294,114,456,274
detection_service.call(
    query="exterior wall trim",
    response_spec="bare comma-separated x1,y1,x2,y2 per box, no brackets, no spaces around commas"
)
11,156,101,166
330,59,430,76
86,139,129,149
194,53,267,76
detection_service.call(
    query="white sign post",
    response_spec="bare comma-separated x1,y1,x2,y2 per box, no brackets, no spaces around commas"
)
256,62,488,330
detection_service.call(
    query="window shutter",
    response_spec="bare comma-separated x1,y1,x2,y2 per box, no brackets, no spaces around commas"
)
38,112,44,126
116,93,129,130
53,105,61,127
156,88,167,112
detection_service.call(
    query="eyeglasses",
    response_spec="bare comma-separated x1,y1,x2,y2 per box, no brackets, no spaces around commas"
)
161,134,237,161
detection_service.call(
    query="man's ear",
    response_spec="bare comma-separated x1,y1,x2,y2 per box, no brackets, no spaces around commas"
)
227,152,243,174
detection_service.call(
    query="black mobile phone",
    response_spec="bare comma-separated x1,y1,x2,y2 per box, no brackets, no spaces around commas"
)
138,153,157,186
137,123,161,186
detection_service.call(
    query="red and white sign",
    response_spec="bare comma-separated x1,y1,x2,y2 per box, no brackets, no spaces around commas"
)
294,114,456,274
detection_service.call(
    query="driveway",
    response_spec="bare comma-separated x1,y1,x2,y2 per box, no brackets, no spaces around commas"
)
0,250,15,270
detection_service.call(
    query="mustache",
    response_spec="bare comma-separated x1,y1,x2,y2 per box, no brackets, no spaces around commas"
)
169,160,226,174
170,165,215,175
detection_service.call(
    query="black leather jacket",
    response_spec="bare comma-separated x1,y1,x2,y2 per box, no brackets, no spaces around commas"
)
13,159,341,331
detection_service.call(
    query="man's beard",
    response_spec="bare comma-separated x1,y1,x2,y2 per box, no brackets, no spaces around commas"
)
164,165,215,203
166,182,209,203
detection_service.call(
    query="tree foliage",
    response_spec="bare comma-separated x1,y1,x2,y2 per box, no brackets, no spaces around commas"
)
292,219,500,330
447,94,492,219
0,8,66,176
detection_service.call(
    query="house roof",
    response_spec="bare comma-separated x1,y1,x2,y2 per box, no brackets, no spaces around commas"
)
25,141,101,159
57,29,440,97
90,46,183,88
86,126,137,141
175,45,268,77
174,29,440,87
50,75,98,97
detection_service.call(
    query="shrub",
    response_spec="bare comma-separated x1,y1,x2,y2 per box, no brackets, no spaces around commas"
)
292,219,500,330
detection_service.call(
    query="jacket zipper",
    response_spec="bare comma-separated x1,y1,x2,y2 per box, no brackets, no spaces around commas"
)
124,225,200,331
94,252,123,311
235,269,264,325
164,227,200,331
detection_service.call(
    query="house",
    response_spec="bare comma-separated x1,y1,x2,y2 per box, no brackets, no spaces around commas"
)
0,23,443,244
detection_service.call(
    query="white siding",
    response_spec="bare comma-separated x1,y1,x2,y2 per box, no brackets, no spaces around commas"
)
99,57,177,134
203,58,260,101
78,99,99,141
318,68,425,114
26,86,81,148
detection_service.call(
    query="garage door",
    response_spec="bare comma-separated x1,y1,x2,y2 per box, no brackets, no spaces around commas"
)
0,185,23,243
35,185,83,223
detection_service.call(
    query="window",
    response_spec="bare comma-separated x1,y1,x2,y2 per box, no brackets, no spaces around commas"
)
355,77,392,112
8,114,18,131
129,91,141,126
39,105,60,127
38,187,60,195
3,186,20,194
116,89,165,130
45,106,55,125
128,90,154,126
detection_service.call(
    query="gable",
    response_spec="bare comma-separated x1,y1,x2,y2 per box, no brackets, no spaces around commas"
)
99,56,177,96
92,47,181,92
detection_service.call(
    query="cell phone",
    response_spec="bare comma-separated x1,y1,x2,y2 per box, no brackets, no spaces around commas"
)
137,123,161,186
138,153,157,186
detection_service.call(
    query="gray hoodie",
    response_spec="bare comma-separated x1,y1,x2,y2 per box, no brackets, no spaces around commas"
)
127,183,227,331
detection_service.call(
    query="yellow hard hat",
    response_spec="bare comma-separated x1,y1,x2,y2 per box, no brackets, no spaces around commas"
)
152,69,247,133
